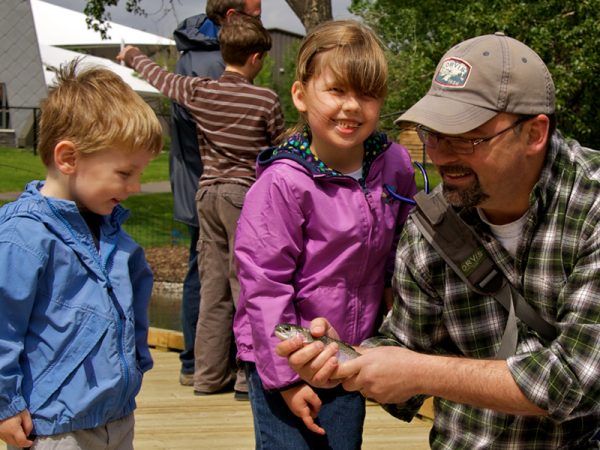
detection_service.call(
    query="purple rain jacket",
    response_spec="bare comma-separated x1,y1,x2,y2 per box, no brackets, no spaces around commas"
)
233,130,417,390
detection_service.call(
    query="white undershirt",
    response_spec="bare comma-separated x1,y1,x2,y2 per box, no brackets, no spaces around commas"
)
345,167,363,180
477,209,528,257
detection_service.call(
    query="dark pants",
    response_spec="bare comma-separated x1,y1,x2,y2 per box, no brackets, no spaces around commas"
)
244,363,365,450
179,225,200,375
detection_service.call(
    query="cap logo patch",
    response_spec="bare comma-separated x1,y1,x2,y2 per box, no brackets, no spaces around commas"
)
434,57,471,88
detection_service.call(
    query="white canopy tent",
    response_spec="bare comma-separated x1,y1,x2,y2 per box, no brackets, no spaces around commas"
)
31,0,175,47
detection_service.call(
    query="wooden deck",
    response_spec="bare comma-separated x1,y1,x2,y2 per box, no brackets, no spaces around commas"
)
134,347,433,449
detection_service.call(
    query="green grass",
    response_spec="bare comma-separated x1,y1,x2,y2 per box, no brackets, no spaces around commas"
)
121,193,187,248
0,146,169,192
0,147,46,192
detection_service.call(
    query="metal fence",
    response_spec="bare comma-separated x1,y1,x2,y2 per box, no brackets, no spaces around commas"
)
121,214,188,249
0,106,40,150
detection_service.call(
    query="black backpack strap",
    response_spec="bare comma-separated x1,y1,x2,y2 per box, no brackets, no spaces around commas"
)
411,188,557,358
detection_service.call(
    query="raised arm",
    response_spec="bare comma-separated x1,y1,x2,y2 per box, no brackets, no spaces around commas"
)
117,46,202,107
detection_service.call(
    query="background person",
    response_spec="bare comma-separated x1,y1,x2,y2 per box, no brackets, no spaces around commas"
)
277,32,600,448
170,0,262,387
0,59,162,449
233,20,416,449
118,12,284,401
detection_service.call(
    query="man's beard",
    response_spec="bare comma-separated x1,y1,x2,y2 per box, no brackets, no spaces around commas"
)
439,165,489,208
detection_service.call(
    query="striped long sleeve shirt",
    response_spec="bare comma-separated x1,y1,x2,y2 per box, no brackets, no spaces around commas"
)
126,49,285,187
367,132,600,448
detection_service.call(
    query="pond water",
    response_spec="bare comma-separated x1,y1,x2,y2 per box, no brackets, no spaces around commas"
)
148,283,182,331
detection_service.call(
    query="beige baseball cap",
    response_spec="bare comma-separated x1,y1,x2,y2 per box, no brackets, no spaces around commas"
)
395,32,555,134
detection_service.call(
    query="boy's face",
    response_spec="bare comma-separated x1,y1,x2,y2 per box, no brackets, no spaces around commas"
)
70,145,153,215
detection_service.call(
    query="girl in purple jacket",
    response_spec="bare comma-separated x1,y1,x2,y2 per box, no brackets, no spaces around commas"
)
233,20,416,449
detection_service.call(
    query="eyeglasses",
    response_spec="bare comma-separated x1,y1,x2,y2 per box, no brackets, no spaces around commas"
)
416,116,532,155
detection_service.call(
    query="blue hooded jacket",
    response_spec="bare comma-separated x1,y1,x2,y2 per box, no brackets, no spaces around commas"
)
0,181,153,435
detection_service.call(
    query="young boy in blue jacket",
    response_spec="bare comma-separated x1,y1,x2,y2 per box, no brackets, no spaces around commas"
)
0,59,163,449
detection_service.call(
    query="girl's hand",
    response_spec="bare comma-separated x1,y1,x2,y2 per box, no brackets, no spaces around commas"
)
275,318,342,388
0,409,33,447
280,383,325,435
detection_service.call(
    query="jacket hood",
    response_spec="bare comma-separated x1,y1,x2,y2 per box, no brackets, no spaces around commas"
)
256,127,390,179
173,14,220,52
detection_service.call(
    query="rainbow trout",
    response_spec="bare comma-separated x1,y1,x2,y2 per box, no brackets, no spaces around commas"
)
274,323,361,362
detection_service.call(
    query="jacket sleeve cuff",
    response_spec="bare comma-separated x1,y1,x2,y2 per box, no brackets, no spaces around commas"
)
0,394,28,421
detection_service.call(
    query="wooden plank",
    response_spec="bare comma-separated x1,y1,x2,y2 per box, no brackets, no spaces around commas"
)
148,327,184,351
134,348,432,449
417,397,435,421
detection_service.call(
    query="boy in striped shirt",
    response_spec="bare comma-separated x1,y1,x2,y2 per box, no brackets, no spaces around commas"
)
118,13,284,399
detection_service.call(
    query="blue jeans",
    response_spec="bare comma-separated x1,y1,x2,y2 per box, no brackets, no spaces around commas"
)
179,225,200,374
244,363,365,450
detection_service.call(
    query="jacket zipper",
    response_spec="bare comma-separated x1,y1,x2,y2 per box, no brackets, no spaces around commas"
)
45,200,131,405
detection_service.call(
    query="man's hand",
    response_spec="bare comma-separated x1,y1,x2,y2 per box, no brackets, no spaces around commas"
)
280,384,325,435
0,409,34,448
275,318,343,388
336,346,421,404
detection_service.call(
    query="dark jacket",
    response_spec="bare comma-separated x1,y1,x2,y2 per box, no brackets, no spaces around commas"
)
170,14,224,225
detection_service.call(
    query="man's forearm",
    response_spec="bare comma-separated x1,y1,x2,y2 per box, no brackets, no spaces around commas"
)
416,353,547,416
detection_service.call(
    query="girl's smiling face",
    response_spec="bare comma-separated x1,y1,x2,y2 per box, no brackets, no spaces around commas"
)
292,62,383,172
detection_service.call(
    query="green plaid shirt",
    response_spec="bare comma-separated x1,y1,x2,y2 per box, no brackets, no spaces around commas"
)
367,132,600,449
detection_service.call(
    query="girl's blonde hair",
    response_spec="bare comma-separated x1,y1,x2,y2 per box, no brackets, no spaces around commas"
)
289,20,388,136
38,58,163,167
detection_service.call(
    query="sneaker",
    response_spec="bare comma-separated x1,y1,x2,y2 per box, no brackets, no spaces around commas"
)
179,372,194,387
234,390,249,401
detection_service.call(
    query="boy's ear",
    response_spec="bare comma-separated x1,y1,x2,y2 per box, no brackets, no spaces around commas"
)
53,140,78,175
250,52,263,65
291,81,307,113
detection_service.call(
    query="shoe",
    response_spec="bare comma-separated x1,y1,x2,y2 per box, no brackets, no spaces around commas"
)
194,380,235,396
234,390,249,401
179,372,194,387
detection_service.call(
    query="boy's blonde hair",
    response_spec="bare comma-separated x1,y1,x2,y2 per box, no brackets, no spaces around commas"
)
38,58,163,167
296,20,388,100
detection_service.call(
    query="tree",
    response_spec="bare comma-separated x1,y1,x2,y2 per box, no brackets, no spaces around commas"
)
284,0,332,32
350,0,600,148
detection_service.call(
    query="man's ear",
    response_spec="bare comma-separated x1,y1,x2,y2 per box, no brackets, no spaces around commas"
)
524,114,550,155
224,8,238,20
291,81,307,113
53,140,78,175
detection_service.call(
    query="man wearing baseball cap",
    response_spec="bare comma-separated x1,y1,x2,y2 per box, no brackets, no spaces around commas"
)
276,33,600,447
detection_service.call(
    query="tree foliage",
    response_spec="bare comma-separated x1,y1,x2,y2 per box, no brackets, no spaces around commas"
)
351,0,600,147
84,0,147,39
